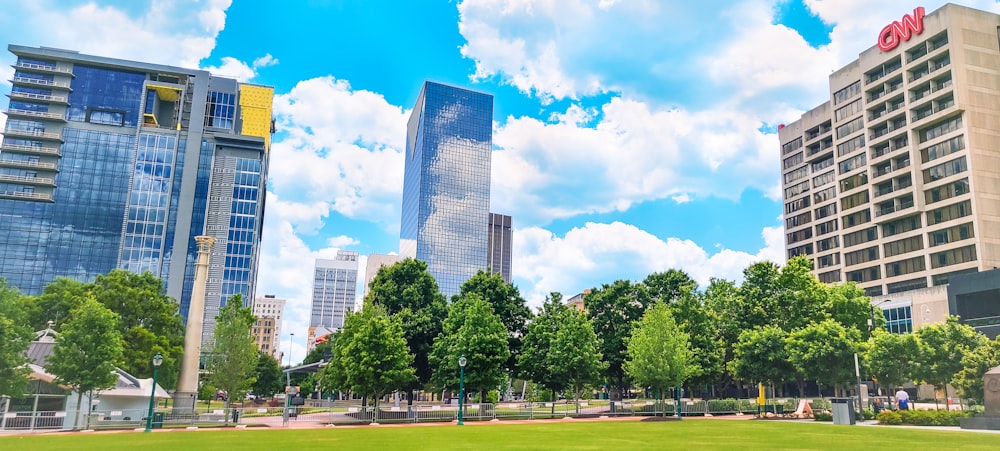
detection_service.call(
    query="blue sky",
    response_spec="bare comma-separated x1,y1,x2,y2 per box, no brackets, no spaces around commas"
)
1,0,998,363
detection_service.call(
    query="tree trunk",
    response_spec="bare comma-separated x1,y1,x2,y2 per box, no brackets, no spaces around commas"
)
407,389,414,406
224,399,230,426
551,389,556,416
74,391,83,430
797,379,805,397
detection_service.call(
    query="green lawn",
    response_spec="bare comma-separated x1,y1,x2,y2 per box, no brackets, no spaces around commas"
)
2,419,997,450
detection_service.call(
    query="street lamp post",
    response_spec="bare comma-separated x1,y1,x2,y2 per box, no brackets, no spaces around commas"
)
288,333,294,367
458,355,466,426
144,352,163,432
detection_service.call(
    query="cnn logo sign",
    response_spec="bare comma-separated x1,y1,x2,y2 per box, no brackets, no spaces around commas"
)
878,7,926,52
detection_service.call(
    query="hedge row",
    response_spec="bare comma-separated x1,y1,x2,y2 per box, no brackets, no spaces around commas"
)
876,409,971,426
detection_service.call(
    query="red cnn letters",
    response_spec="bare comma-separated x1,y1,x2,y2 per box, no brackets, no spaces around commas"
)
878,7,926,52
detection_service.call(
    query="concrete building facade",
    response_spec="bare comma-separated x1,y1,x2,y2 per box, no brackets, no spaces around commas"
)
778,4,1000,329
252,294,286,360
363,253,399,297
0,45,273,345
488,212,513,283
309,251,359,331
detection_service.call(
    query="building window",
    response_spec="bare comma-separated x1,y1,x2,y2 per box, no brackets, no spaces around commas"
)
846,265,880,283
813,170,836,188
837,135,867,157
815,219,838,236
818,270,841,284
782,137,803,155
883,306,913,334
842,209,871,229
834,81,861,105
928,222,974,247
919,115,962,143
785,180,810,198
885,256,925,278
784,166,808,184
927,200,971,226
785,211,811,228
930,244,977,269
883,235,923,258
205,91,236,129
815,203,837,219
920,135,964,163
816,236,840,252
839,172,868,191
922,156,967,183
925,178,969,205
783,152,804,170
844,246,879,266
841,190,870,210
882,214,921,237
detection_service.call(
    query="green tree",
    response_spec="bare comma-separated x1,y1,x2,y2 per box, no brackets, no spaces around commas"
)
206,296,258,421
518,295,566,402
912,316,986,401
253,352,284,397
337,303,415,410
90,270,185,389
953,337,1000,404
0,279,33,406
26,277,89,330
774,256,829,332
643,269,697,304
456,270,531,376
47,297,124,430
430,293,509,401
825,283,876,340
669,290,724,391
864,329,922,390
585,279,652,394
786,319,860,395
518,295,604,410
552,307,605,405
624,301,691,415
729,326,795,393
366,258,447,402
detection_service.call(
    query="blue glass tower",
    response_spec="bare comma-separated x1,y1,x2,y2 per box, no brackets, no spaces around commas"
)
400,81,493,298
0,45,273,344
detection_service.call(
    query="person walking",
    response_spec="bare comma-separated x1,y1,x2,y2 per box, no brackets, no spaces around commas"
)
894,387,910,411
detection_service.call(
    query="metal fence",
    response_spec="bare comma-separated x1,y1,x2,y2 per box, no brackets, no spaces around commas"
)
1,397,980,432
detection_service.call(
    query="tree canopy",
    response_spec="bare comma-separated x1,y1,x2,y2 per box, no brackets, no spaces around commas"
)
786,319,860,392
430,293,509,401
456,270,531,375
864,329,923,389
47,297,123,430
0,279,33,401
326,303,415,405
585,279,652,393
366,258,446,396
912,316,986,398
206,296,259,416
624,301,691,410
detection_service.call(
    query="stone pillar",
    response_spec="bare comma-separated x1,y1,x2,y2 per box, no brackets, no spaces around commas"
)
173,235,215,413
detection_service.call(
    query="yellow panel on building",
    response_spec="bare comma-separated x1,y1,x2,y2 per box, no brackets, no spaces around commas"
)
238,84,274,150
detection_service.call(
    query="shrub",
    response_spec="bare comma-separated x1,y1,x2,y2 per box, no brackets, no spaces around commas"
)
707,398,740,413
877,410,902,425
813,412,833,422
898,409,971,426
861,409,875,420
811,399,832,410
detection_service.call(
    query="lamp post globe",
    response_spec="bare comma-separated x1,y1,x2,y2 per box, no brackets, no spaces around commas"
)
144,352,164,432
457,355,466,426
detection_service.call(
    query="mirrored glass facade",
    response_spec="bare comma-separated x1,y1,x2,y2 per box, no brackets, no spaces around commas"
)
401,81,493,298
0,45,272,346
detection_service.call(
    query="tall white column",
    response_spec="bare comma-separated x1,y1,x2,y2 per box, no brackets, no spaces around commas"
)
173,235,215,413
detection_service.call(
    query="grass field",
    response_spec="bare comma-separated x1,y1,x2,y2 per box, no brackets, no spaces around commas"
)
2,419,998,450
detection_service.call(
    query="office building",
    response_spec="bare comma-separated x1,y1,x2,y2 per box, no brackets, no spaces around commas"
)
252,294,285,360
487,213,513,283
400,81,493,298
309,251,359,331
0,45,273,344
363,253,399,297
778,4,1000,332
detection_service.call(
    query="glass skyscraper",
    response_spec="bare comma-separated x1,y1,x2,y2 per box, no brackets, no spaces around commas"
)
400,81,493,298
0,45,273,344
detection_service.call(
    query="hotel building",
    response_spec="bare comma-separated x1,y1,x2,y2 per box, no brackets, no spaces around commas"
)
778,4,1000,336
0,45,273,343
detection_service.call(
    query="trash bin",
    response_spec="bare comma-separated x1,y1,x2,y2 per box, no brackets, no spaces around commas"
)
151,412,164,429
830,398,856,425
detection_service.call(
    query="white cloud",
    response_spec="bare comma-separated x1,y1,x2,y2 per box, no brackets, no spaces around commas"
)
491,98,782,226
202,53,280,82
269,76,409,232
0,1,232,70
513,221,786,306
